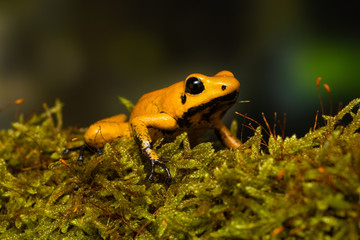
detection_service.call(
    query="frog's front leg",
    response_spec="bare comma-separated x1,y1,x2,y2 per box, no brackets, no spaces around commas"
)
214,122,241,150
130,114,178,181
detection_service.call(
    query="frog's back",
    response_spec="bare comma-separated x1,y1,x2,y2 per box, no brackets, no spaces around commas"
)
129,81,183,120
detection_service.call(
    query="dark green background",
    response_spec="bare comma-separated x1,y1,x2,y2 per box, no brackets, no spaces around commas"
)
0,1,359,138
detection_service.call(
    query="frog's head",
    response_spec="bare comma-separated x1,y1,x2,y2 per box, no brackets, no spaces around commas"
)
178,70,240,125
181,70,239,108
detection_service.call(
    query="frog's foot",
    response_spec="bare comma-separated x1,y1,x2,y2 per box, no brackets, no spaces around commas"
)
62,144,102,162
147,158,171,182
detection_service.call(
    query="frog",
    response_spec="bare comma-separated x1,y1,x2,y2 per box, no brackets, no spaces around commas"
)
63,70,241,181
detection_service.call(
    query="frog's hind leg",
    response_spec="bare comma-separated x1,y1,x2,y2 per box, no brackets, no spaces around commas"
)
102,114,128,123
63,114,131,161
84,117,131,149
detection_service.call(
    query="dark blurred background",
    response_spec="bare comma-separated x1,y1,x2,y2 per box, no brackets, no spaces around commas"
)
0,1,359,139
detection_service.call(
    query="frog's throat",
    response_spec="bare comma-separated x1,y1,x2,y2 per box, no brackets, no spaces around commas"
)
177,90,238,128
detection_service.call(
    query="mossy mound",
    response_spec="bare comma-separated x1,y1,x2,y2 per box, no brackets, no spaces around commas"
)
1,98,360,239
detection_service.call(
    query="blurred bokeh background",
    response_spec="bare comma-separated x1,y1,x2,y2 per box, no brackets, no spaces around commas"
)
1,1,359,139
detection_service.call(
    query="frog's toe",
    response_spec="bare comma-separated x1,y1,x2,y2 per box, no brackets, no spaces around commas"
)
147,163,156,182
160,163,171,179
76,145,87,162
156,159,172,180
96,148,103,155
62,144,102,162
164,175,172,184
160,158,170,163
62,148,70,155
147,174,155,182
147,158,172,182
77,154,84,162
63,145,83,155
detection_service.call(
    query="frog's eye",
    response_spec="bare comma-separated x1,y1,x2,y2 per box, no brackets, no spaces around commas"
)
185,77,204,95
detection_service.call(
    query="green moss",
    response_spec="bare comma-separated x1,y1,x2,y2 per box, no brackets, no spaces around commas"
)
1,98,360,239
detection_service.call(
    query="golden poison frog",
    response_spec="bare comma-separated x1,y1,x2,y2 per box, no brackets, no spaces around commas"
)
63,70,241,181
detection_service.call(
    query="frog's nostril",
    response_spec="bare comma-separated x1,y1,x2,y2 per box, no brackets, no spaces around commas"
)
221,85,226,91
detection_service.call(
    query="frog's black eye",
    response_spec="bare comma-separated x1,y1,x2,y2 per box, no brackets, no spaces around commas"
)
185,77,204,95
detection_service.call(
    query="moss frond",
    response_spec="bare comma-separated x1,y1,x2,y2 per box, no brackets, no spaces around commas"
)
0,98,359,239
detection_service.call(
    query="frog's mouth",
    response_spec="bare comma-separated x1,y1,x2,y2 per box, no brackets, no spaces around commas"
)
178,90,239,127
206,89,239,115
217,90,239,103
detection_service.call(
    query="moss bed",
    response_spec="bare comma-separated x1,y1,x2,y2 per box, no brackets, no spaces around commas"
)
0,98,360,239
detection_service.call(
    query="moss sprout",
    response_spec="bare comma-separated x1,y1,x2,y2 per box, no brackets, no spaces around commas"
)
1,98,360,239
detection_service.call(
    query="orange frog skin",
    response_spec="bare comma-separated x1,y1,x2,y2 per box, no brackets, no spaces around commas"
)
63,70,241,181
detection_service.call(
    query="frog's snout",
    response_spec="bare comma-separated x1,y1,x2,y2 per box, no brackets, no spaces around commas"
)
219,78,240,94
